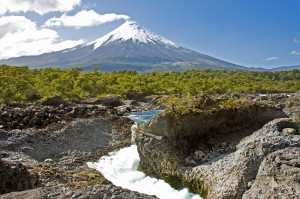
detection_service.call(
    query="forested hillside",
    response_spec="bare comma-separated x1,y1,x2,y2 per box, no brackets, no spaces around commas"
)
0,65,299,104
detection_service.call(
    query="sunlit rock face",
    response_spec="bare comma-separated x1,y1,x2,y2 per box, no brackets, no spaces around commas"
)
136,100,300,198
88,110,202,199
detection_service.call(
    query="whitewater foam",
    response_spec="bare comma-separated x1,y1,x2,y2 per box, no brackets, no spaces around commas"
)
87,144,201,199
87,110,201,199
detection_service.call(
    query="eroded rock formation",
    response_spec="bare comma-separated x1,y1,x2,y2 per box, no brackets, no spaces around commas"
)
136,95,299,198
0,102,157,199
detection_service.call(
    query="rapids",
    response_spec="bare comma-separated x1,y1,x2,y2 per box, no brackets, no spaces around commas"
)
88,110,201,199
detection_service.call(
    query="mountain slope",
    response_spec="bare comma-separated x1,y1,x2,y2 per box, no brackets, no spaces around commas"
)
270,65,300,71
0,20,246,71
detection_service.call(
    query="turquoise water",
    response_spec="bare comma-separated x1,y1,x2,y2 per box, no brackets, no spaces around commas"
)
127,110,162,124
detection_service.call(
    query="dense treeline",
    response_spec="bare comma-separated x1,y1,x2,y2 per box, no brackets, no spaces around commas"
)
0,65,299,103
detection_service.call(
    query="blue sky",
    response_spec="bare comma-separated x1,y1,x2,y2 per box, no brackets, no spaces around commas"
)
1,0,300,68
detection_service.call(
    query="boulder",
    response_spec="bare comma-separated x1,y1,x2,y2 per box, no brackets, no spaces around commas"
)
123,90,146,102
41,96,65,106
43,159,54,164
136,101,300,198
282,127,297,135
97,95,122,107
123,100,139,106
0,160,40,194
187,118,300,199
138,102,286,138
242,147,300,199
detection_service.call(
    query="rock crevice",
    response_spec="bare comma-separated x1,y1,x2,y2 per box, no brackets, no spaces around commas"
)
136,96,299,199
0,102,157,199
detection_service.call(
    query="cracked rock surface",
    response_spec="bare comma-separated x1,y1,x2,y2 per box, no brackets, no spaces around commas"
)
0,102,157,199
136,94,300,199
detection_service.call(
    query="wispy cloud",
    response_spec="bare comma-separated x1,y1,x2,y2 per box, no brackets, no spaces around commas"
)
265,56,279,61
0,0,81,15
44,10,130,28
294,38,300,43
0,16,84,59
291,50,300,55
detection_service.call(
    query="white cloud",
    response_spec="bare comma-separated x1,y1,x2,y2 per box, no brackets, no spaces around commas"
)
291,50,300,55
265,56,279,61
0,0,81,15
44,10,130,28
0,16,84,59
294,38,300,43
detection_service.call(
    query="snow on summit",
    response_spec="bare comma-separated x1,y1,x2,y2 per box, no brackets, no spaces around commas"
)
92,20,179,49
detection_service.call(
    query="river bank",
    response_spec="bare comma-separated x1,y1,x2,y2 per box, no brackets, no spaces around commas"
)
0,93,299,198
88,110,201,199
136,93,300,198
0,96,159,199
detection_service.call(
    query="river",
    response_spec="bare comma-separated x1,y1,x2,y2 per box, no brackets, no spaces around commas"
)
87,110,201,199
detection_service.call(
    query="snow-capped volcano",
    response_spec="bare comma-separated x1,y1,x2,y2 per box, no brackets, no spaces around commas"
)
0,20,245,71
91,20,178,49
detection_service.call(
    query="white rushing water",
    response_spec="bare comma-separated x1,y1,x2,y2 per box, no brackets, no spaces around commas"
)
87,110,201,199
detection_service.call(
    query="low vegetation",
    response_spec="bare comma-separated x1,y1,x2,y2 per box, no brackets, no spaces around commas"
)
0,65,299,104
158,94,262,115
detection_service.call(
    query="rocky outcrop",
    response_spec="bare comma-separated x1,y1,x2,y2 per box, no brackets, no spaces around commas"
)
92,95,122,107
0,184,157,199
0,103,121,130
0,102,157,198
0,160,40,194
243,147,300,199
187,118,299,199
41,96,65,106
138,102,286,138
136,96,299,198
1,117,132,163
0,115,133,189
0,97,161,130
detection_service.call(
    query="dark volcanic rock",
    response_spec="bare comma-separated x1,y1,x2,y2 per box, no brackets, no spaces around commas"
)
20,118,127,162
0,160,40,194
0,103,156,198
86,95,122,107
0,103,121,130
41,96,65,106
0,116,133,165
97,95,122,107
0,184,157,199
124,90,146,102
77,95,123,107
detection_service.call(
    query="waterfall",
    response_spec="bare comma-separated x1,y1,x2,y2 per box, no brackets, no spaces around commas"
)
87,110,201,199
